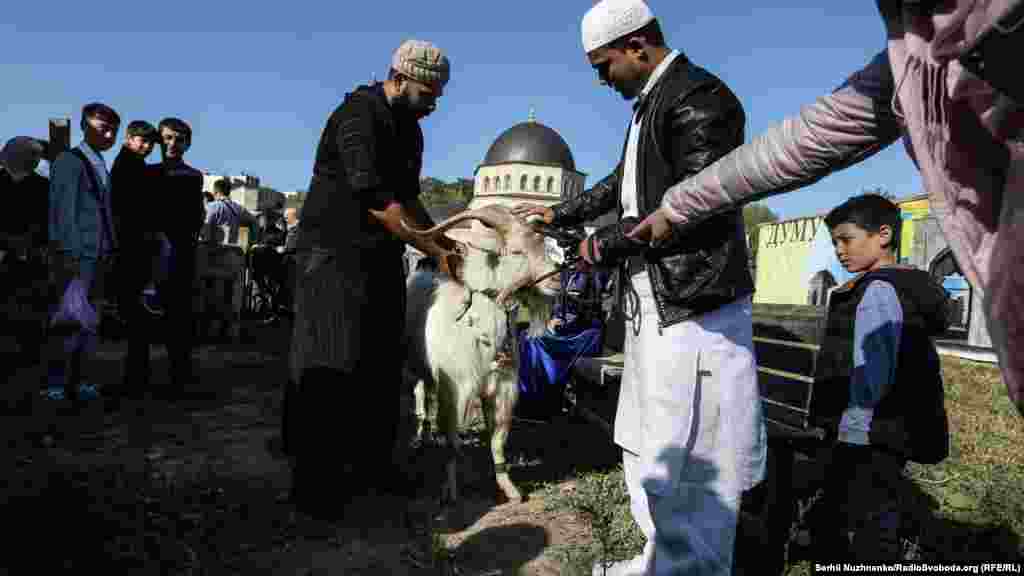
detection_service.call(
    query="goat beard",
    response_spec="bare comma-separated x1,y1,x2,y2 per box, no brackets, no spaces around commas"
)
518,289,554,339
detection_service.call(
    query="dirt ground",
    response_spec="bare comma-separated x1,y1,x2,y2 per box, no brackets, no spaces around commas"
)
2,319,623,575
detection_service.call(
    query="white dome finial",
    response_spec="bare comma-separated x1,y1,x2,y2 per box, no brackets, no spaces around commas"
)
528,106,536,123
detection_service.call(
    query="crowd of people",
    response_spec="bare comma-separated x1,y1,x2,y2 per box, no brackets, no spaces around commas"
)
0,106,302,399
3,0,1021,574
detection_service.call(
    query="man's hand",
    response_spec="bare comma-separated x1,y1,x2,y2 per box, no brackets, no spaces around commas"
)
368,202,463,282
50,251,80,294
627,208,673,247
511,203,554,224
577,236,597,269
437,251,463,280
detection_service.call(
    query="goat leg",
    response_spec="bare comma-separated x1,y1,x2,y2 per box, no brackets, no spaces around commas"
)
442,435,461,506
486,372,522,504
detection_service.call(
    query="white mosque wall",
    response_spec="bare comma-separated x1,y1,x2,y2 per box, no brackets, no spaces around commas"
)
474,164,584,201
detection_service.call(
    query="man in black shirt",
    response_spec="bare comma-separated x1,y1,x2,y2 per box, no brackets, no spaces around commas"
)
287,39,459,520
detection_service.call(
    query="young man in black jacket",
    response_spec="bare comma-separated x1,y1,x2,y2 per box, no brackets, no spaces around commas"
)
107,120,164,404
515,1,765,573
122,117,204,400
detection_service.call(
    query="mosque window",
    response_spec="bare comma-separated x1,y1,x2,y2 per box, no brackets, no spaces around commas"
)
534,175,542,192
504,175,511,191
483,177,490,192
520,174,528,191
547,176,554,194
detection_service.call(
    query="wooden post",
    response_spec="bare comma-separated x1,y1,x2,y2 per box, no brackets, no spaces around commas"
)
47,118,70,163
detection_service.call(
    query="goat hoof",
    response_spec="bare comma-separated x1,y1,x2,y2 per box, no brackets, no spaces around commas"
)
496,474,522,504
500,491,523,505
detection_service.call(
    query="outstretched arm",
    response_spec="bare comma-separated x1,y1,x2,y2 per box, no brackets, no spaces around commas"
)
631,51,904,244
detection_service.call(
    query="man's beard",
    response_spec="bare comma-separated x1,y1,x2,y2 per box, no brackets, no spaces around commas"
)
396,93,433,120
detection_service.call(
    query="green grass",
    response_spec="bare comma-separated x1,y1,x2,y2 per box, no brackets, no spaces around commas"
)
537,466,645,576
542,356,1024,574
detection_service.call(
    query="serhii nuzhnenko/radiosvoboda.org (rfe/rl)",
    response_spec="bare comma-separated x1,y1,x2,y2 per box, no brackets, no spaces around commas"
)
814,562,1023,574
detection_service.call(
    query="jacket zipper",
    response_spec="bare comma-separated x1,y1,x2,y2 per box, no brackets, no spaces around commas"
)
636,87,666,335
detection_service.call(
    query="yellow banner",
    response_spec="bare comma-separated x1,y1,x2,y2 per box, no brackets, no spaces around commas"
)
753,216,823,305
899,198,930,262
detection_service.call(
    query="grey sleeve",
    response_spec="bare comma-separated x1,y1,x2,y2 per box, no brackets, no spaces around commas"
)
660,50,904,230
851,280,903,408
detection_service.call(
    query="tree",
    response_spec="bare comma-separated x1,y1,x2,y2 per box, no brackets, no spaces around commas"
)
743,202,780,260
419,177,473,207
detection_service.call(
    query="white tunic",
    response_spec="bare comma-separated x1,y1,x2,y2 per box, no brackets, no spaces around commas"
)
620,50,680,220
612,50,766,499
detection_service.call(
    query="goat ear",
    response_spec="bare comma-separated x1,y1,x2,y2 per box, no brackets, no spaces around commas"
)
445,228,503,254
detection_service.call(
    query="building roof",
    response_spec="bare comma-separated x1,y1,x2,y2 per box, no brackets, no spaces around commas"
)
481,121,576,171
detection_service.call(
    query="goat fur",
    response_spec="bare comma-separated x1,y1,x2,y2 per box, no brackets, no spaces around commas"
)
405,233,556,504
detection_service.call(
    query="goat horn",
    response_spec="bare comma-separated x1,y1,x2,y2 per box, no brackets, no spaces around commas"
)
496,274,535,307
399,204,516,239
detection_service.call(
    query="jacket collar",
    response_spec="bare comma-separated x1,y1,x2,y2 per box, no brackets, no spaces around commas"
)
633,50,684,115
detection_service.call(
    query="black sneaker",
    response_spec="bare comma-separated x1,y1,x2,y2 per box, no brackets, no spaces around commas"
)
141,293,165,317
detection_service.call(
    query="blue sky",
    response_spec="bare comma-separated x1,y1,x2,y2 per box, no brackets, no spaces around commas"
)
2,1,919,221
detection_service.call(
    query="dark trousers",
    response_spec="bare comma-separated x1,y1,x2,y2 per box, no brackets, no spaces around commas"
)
286,248,408,517
812,443,908,562
122,238,196,390
288,364,404,518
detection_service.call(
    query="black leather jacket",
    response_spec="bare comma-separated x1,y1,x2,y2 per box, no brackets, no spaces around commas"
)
551,54,755,330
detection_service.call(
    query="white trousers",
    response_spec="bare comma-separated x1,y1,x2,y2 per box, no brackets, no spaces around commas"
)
616,273,766,575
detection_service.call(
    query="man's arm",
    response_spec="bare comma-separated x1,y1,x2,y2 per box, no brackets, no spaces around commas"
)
842,280,903,446
48,153,82,259
658,51,904,231
337,95,392,204
549,167,621,228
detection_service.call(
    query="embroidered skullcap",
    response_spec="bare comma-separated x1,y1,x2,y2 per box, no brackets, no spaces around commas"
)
581,0,655,54
391,39,450,88
0,136,46,180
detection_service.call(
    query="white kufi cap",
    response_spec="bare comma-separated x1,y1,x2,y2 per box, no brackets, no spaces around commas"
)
581,0,655,54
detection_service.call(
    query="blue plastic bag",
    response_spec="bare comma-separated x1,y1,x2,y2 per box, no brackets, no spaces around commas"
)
517,322,604,420
50,278,99,335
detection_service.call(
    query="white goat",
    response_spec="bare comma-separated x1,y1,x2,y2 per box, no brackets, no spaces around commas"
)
402,205,561,504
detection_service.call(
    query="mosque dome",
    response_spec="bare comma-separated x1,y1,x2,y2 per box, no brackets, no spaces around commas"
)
481,119,576,172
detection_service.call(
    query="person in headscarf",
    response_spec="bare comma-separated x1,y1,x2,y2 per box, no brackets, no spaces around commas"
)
1,136,49,256
629,0,1024,417
0,136,50,373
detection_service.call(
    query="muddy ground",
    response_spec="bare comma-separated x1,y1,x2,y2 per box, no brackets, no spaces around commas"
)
2,319,634,575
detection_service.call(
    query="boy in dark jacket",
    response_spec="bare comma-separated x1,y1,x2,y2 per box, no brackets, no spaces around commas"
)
811,193,951,561
107,120,164,404
110,121,164,314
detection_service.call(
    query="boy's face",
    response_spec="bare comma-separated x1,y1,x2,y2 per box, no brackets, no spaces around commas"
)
83,114,119,152
159,126,190,162
831,222,893,273
125,135,155,157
